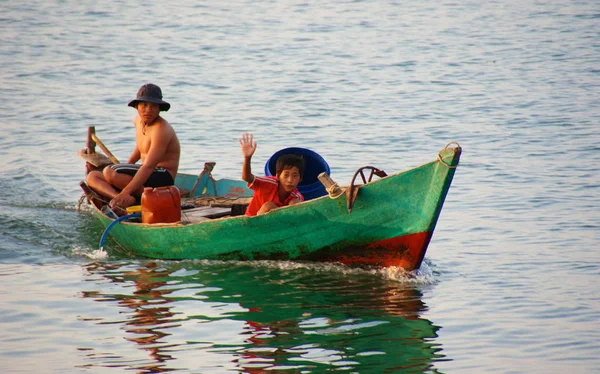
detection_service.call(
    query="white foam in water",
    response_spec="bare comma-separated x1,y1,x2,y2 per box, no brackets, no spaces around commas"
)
376,260,437,285
71,246,109,260
89,249,109,260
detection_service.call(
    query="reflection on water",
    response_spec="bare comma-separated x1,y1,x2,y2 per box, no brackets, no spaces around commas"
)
117,264,178,370
80,261,445,373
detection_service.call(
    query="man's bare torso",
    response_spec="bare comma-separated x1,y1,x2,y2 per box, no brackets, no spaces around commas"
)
134,115,180,178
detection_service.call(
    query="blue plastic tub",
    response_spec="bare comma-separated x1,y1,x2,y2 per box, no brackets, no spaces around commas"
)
264,147,331,200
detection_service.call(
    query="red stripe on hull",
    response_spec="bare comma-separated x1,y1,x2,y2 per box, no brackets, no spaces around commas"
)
300,231,433,270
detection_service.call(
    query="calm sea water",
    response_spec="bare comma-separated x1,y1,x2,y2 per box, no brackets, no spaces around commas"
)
1,0,599,373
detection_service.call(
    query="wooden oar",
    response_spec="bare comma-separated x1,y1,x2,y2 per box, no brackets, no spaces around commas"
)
91,133,120,164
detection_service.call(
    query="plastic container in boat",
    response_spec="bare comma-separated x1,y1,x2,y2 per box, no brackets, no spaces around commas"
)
264,147,331,200
141,186,181,224
126,205,142,214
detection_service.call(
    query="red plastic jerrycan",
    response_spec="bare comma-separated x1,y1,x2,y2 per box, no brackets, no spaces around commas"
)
141,186,181,224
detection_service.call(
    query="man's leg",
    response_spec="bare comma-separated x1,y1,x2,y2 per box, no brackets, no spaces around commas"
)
86,170,120,200
103,167,143,195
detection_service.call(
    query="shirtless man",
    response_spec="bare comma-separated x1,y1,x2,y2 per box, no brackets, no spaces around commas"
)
86,83,180,209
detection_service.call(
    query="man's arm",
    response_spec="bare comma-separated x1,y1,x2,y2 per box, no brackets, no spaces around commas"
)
126,147,141,164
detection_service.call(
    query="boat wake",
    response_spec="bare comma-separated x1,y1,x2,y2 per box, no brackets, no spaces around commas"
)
179,258,437,284
69,248,437,284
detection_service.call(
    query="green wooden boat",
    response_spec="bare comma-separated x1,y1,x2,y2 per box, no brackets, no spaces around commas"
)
79,131,461,271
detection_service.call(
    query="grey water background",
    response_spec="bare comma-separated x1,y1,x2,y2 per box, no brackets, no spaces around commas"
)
1,0,599,372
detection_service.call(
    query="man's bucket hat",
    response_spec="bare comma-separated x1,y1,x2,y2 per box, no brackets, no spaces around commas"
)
128,83,170,111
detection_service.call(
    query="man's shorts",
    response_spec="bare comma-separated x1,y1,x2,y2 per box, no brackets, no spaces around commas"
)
110,164,174,187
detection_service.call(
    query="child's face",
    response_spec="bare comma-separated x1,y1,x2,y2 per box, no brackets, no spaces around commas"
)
278,166,302,193
136,101,160,124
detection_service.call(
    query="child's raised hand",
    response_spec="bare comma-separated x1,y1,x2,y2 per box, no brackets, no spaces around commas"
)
239,132,257,158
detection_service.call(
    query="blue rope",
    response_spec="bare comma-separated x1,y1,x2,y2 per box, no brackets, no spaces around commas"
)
99,213,141,250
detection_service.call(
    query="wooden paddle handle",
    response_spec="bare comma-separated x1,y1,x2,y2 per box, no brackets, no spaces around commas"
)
91,133,120,164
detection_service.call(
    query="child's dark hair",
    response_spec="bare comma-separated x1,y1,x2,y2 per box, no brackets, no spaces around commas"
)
275,154,305,179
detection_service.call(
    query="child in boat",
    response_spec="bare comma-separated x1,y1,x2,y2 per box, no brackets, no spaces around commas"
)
239,133,305,216
86,83,180,210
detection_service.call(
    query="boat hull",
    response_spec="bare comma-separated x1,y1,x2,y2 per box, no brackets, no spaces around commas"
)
90,146,461,271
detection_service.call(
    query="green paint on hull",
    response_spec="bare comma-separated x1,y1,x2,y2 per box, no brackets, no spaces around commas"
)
92,145,461,271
